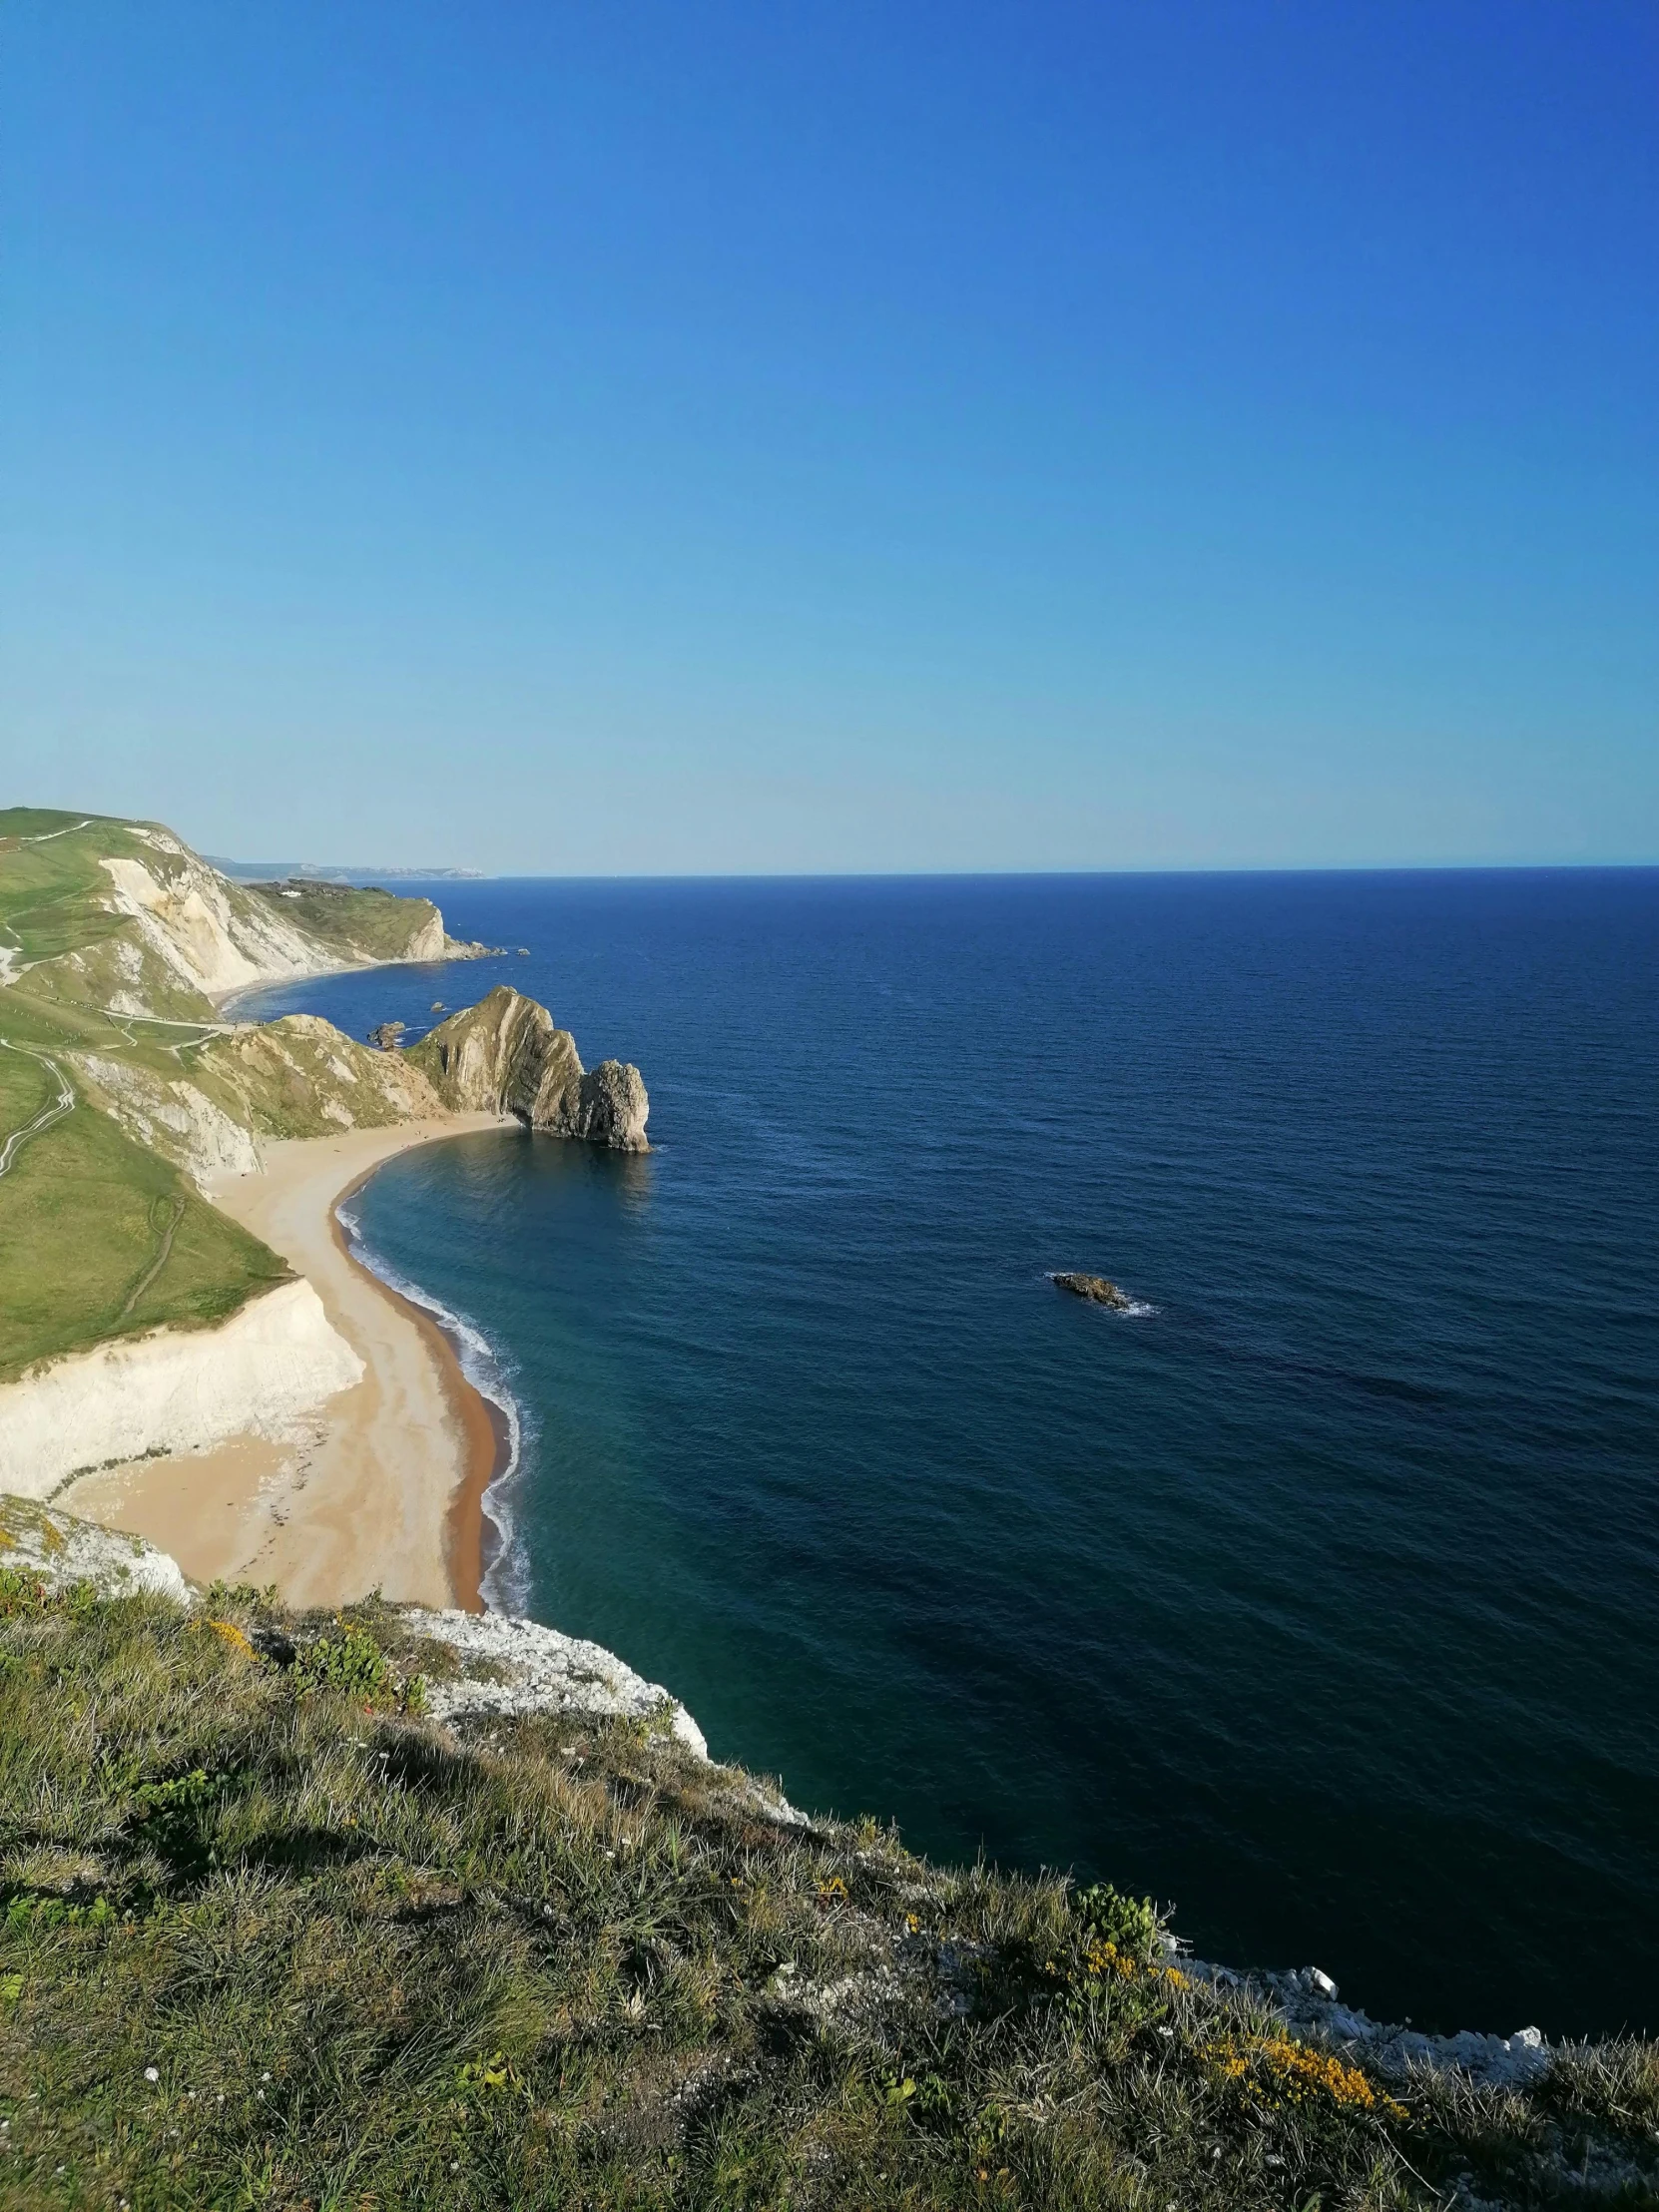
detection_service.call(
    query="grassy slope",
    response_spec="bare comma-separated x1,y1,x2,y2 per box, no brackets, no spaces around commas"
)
0,811,132,968
240,878,446,962
0,1048,289,1381
1,1583,1654,2212
185,1018,439,1144
0,811,445,1381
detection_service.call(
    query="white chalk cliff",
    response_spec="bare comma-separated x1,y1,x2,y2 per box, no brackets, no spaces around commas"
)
0,1280,362,1496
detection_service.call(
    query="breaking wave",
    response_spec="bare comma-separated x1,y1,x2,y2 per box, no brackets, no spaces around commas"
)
335,1196,532,1615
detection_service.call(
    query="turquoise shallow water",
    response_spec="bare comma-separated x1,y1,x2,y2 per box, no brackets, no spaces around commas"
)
241,869,1659,2038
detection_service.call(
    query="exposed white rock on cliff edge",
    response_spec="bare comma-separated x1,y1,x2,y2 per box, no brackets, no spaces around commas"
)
94,837,468,1005
0,1497,708,1760
402,1607,708,1757
0,1495,192,1605
0,1280,363,1495
101,850,346,998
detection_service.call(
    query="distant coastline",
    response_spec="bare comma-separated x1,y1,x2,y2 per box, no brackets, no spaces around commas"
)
208,855,488,883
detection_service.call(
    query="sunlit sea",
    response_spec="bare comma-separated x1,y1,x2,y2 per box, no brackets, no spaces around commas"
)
240,869,1659,2037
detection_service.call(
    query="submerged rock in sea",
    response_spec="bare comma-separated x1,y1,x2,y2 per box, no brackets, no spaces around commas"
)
410,984,649,1151
1053,1272,1132,1309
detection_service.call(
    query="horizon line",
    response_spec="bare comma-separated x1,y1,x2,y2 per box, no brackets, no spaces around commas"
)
215,857,1659,883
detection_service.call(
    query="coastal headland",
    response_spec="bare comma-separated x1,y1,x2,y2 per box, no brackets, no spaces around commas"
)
0,807,647,1610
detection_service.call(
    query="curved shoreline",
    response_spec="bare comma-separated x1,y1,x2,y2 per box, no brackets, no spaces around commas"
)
62,1114,511,1609
327,1166,502,1613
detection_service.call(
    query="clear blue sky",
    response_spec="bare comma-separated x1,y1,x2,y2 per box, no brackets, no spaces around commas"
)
3,2,1655,872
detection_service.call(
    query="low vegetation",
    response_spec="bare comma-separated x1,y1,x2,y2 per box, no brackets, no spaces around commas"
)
3,1581,1655,2209
239,878,447,966
0,1045,287,1381
0,809,454,1378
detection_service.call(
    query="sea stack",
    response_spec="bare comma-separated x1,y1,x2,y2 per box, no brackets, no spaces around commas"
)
409,984,649,1151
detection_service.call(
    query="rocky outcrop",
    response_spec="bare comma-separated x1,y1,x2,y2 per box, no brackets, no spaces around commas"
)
402,1608,706,1756
0,1496,191,1605
368,1021,406,1050
1053,1272,1132,1309
1181,1957,1551,2090
0,1496,707,1756
562,1055,650,1148
0,1280,363,1495
410,986,649,1151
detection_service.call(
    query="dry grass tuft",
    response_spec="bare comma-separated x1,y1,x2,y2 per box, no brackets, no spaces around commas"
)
1,1586,1654,2208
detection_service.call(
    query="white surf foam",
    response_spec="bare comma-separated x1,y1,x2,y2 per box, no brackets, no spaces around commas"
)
335,1198,533,1613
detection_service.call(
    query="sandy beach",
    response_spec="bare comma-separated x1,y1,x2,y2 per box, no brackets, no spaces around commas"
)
62,1114,509,1609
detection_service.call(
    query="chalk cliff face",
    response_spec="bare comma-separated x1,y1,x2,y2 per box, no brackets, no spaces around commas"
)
410,986,649,1151
101,846,326,998
88,830,478,1010
0,1280,363,1496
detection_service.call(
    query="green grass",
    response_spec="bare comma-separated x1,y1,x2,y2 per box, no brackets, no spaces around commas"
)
0,808,460,1377
0,1045,50,1139
0,1072,288,1382
2,1586,1655,2210
241,879,444,962
0,813,133,969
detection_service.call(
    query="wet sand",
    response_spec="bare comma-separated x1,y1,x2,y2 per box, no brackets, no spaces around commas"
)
63,1115,509,1608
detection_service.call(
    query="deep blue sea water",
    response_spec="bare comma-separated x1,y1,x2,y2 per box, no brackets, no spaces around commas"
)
240,870,1659,2039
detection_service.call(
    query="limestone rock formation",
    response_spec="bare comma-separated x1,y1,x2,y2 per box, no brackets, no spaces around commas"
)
402,1607,706,1756
410,985,649,1151
368,1020,405,1049
1053,1272,1132,1309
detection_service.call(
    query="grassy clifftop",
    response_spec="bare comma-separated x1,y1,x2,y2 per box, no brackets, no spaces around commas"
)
0,809,470,1381
238,877,451,964
0,1053,289,1382
2,1567,1655,2210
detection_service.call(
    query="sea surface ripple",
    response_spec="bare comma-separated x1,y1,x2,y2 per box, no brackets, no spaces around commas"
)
240,869,1659,2038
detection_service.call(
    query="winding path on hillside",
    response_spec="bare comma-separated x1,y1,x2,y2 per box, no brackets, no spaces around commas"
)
0,1040,76,1180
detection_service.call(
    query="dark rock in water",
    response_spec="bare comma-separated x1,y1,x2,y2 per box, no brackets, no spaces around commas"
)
430,1000,445,1012
1054,1272,1132,1310
368,1020,406,1050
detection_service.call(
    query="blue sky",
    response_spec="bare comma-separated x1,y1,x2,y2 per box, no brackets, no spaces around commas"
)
3,1,1655,871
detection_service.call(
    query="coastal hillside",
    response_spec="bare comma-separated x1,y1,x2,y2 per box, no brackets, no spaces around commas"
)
2,1501,1654,2211
0,807,651,1515
0,809,486,1385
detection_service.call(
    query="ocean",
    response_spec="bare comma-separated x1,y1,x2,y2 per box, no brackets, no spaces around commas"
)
239,868,1659,2039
